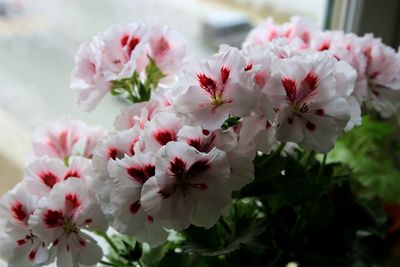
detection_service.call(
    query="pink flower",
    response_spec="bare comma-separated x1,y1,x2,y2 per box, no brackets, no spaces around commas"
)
141,142,231,230
174,46,256,130
108,153,168,246
29,179,108,267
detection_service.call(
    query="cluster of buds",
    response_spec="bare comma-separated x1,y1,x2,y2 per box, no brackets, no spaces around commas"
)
1,17,400,267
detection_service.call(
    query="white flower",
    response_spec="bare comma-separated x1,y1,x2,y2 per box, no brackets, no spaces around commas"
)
24,156,93,197
266,54,356,152
144,23,189,85
70,36,111,111
177,125,216,153
174,46,256,130
141,142,231,230
29,179,108,267
92,127,141,214
114,100,160,131
108,153,168,247
0,184,49,267
102,23,148,81
30,117,107,161
141,111,184,153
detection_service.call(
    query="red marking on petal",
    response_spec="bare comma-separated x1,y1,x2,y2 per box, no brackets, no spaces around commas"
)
121,34,140,55
202,129,210,136
158,190,170,199
300,32,311,44
244,64,253,71
273,107,280,113
17,239,27,246
67,245,70,252
288,117,294,124
302,73,318,91
266,121,272,129
316,109,325,116
153,129,176,146
282,78,297,103
300,103,309,113
369,71,380,79
186,159,210,178
188,183,208,190
65,194,81,209
197,73,217,97
372,90,380,96
29,249,36,261
170,157,186,177
305,120,316,131
59,131,69,157
154,37,170,57
187,138,202,152
11,202,27,222
220,66,230,84
147,216,154,224
78,237,86,247
84,218,92,224
64,170,80,180
53,239,59,246
39,172,59,189
319,42,330,51
127,165,155,184
130,201,141,215
108,147,118,160
44,210,63,228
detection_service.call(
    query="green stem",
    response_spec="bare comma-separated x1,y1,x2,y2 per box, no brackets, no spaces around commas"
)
303,150,316,169
259,142,286,166
317,153,327,182
100,260,116,266
95,231,120,255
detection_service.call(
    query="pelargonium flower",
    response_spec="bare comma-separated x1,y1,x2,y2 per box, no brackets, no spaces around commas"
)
29,179,108,267
24,156,92,197
265,53,356,152
108,153,168,246
140,23,189,85
70,36,111,111
242,16,318,49
141,142,231,230
140,111,184,153
92,127,141,213
102,22,148,82
114,100,161,131
174,45,256,130
0,184,49,267
361,34,400,90
30,117,107,161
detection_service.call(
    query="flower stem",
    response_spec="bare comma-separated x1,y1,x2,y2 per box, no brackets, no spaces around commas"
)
317,153,327,182
95,230,120,255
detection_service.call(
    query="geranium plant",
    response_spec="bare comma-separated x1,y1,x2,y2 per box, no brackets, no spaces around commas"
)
1,17,400,267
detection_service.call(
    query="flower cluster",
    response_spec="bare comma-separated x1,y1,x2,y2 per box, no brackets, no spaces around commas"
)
0,118,108,267
2,18,400,266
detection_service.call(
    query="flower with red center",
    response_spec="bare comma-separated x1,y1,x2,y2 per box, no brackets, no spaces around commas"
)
92,127,141,211
141,142,231,230
174,46,256,130
0,184,49,267
267,54,356,152
107,153,168,246
29,179,108,267
102,22,148,81
141,112,184,153
30,117,107,161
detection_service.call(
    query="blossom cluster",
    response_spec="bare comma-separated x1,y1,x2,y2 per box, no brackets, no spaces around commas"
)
1,18,400,266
